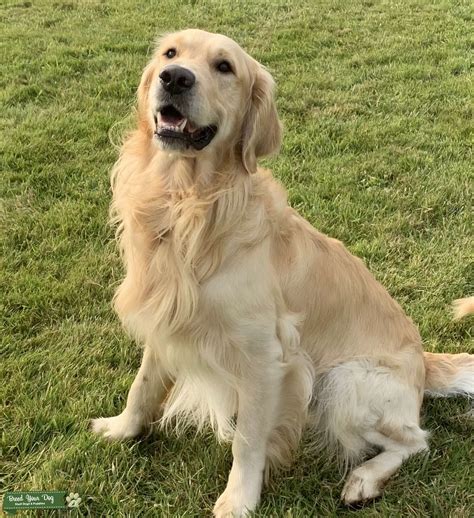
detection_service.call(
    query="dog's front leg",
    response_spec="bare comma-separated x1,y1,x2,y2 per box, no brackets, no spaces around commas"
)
91,346,171,440
213,341,284,518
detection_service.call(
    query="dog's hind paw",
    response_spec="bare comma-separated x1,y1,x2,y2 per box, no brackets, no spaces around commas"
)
341,470,383,506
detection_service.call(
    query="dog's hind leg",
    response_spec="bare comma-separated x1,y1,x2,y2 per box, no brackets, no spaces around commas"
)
91,346,171,440
313,357,428,505
341,429,427,505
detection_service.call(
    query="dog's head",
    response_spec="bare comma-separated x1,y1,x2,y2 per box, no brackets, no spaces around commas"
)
137,29,282,173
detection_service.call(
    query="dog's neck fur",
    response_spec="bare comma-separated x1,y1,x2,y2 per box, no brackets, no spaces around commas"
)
149,146,254,246
156,140,243,189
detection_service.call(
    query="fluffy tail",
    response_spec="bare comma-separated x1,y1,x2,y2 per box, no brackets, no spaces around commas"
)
452,296,474,320
424,352,474,396
424,297,473,396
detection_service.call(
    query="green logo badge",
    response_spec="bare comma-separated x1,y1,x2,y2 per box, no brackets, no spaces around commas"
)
65,492,82,508
2,491,81,514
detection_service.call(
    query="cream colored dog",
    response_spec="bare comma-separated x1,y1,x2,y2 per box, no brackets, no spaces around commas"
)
92,29,474,516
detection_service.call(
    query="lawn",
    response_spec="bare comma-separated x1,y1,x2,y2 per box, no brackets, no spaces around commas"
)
1,0,473,516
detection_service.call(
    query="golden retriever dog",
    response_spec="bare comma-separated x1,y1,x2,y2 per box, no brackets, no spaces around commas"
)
92,29,474,516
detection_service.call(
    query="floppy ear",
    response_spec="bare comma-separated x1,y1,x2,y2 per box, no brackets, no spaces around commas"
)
137,61,156,134
241,66,282,174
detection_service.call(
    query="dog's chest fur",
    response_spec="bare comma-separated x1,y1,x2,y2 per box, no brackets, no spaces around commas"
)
113,167,285,338
114,178,286,439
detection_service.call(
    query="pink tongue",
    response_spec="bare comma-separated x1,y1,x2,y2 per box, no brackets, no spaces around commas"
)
161,113,184,125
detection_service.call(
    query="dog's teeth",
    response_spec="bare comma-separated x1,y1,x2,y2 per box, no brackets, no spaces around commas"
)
157,112,187,133
185,120,197,134
160,123,184,132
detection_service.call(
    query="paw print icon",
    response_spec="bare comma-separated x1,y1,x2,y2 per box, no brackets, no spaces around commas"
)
66,493,82,508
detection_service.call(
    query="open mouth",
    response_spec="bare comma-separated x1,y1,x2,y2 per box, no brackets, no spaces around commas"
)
154,105,217,150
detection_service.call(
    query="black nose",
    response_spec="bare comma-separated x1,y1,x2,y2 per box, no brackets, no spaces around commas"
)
159,65,195,95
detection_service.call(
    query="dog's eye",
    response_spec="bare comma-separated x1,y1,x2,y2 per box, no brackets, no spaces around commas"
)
165,48,176,59
216,60,233,74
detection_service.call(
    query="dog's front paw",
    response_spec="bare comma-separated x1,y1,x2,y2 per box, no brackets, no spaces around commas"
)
213,486,258,518
90,412,143,440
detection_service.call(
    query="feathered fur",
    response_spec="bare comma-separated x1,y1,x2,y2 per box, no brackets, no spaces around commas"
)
92,30,474,516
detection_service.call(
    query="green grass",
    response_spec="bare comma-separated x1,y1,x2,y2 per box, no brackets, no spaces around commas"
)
1,0,473,516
